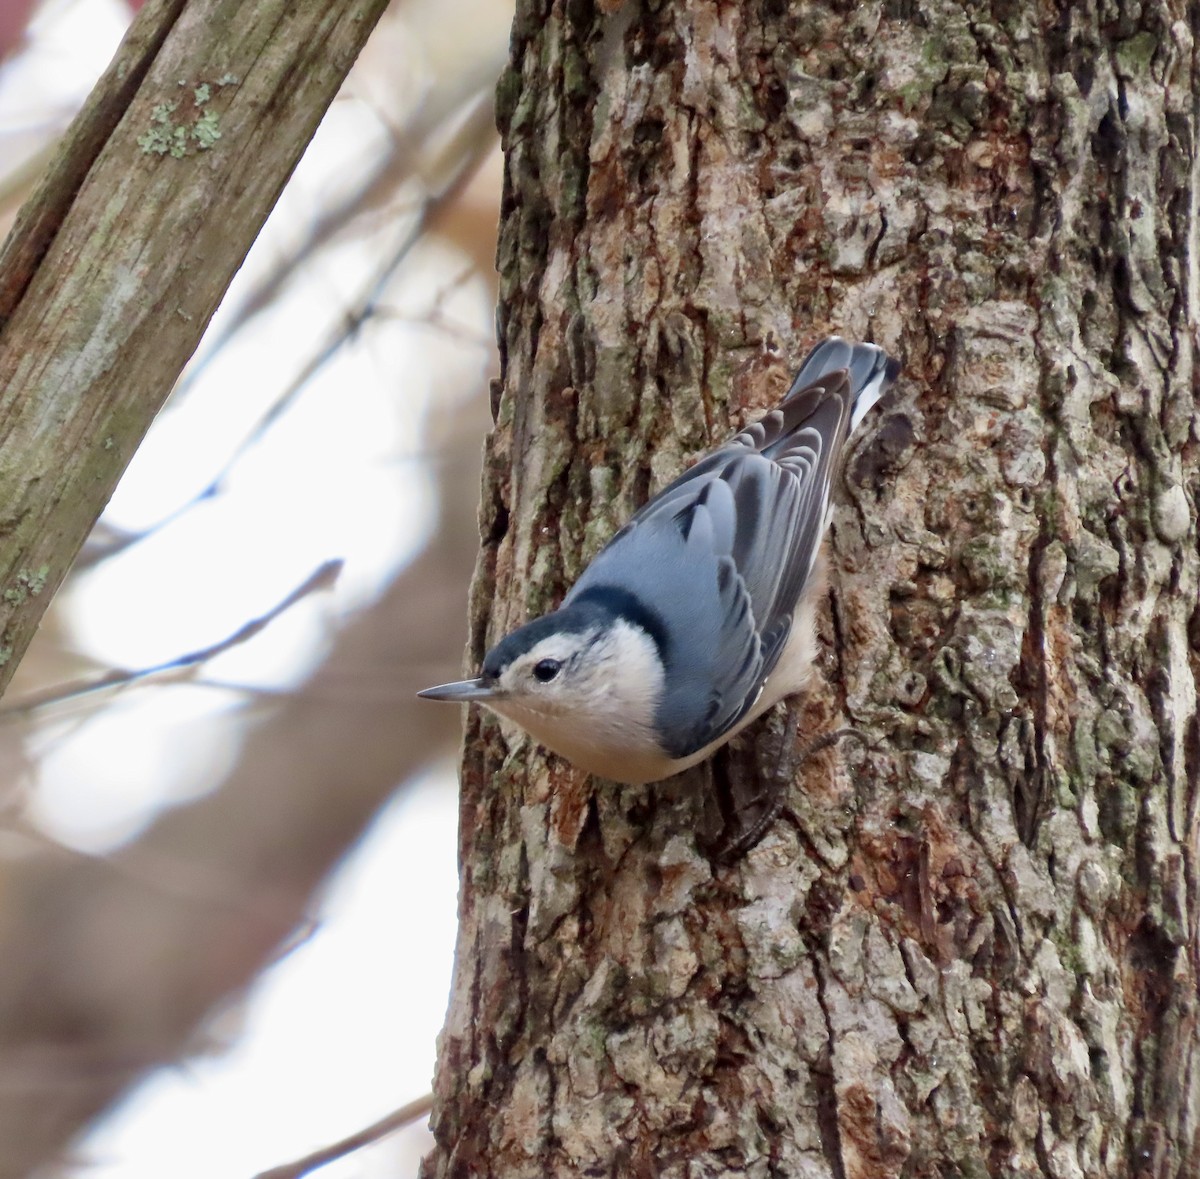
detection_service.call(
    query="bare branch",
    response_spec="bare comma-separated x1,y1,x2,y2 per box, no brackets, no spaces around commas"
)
253,1092,434,1179
0,560,342,719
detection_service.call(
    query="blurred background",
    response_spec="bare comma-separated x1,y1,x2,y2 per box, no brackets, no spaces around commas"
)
0,0,512,1173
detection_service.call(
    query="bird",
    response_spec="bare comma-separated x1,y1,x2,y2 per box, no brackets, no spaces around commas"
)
419,337,900,786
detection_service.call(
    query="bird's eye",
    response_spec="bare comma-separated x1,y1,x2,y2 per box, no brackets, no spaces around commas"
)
532,658,562,683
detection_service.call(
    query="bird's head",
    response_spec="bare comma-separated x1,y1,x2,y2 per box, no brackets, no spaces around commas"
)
418,602,668,777
420,607,642,715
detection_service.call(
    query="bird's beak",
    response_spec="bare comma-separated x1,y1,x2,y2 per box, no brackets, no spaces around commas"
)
417,677,498,703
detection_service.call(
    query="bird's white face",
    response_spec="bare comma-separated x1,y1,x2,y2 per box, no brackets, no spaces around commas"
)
487,621,670,781
488,623,661,723
487,630,607,718
419,617,671,782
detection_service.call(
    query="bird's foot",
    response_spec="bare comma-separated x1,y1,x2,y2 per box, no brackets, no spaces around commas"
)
707,726,872,863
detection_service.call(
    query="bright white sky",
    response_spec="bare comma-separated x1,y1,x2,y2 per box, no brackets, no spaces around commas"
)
1,0,512,1172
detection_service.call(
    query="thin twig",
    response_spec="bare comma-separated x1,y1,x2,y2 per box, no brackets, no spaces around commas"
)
0,559,342,719
253,1092,435,1179
73,106,497,575
78,136,490,569
179,89,494,389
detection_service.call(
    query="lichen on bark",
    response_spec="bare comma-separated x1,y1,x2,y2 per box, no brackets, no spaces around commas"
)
425,1,1200,1176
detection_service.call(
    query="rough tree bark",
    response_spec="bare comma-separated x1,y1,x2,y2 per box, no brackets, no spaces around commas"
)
424,1,1199,1176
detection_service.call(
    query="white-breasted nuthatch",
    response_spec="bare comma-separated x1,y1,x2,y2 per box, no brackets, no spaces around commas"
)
420,338,900,785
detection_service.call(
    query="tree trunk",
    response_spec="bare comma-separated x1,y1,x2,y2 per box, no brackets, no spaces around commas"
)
424,1,1199,1176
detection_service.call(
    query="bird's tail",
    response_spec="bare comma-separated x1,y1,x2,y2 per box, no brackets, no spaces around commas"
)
787,337,901,434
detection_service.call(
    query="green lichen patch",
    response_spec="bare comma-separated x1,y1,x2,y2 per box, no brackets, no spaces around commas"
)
138,84,226,159
3,566,49,607
25,566,48,596
192,109,222,149
137,101,186,157
1114,31,1158,79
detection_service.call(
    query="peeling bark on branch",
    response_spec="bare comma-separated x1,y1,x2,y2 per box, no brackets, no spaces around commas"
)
0,0,390,696
426,1,1200,1177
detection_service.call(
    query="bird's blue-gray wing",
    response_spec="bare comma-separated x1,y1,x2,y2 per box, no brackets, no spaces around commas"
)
568,367,859,760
